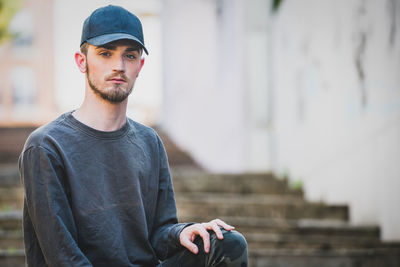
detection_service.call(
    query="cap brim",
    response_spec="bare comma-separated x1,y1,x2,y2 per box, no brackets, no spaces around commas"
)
86,33,148,55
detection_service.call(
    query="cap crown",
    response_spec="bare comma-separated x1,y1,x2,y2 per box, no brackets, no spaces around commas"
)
80,5,147,54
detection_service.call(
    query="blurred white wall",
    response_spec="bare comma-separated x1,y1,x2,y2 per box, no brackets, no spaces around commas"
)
272,0,400,241
162,0,273,172
161,0,400,241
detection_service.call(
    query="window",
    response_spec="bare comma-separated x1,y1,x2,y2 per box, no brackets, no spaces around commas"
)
8,9,34,49
10,66,36,110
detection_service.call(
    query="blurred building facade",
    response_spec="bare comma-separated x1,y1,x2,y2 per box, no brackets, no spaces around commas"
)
0,0,57,126
161,0,400,241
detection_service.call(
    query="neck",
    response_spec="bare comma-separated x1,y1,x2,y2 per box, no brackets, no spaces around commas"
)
73,87,128,132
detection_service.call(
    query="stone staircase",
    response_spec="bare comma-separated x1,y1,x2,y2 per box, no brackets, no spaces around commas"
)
0,164,24,267
0,127,400,267
171,169,400,267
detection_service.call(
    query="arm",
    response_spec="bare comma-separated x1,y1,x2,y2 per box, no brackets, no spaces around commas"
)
150,135,192,260
20,145,92,267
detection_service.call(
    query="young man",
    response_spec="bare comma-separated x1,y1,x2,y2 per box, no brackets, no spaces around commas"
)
19,5,247,267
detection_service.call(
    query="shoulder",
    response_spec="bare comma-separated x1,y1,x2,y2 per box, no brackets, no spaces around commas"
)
127,118,160,142
126,119,168,156
23,113,71,152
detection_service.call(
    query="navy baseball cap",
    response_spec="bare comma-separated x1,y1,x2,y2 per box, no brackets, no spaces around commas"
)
80,5,148,54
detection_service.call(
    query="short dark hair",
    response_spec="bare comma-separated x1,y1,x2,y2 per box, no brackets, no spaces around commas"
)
80,42,89,55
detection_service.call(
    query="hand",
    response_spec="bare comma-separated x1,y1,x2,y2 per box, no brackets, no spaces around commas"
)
179,219,235,254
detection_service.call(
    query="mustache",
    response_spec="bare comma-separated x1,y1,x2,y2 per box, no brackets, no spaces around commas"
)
105,72,129,81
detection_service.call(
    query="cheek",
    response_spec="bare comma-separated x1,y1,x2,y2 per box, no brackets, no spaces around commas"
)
87,62,107,80
126,66,141,81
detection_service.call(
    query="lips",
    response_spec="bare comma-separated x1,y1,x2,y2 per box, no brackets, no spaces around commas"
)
108,77,126,83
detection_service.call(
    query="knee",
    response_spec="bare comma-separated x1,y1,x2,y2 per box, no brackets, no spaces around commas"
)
209,229,248,266
217,229,247,251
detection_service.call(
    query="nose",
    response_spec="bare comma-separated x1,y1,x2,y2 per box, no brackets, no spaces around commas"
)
112,56,125,72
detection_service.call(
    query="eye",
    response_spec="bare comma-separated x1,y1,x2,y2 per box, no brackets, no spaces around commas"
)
99,51,111,57
125,54,137,60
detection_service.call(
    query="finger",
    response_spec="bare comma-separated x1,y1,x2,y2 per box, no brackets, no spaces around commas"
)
180,235,199,254
197,226,211,253
214,219,235,231
208,221,223,239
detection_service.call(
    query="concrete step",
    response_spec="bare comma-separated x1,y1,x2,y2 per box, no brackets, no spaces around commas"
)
178,216,380,238
176,193,348,220
0,230,23,250
245,232,381,250
248,247,400,267
0,249,25,267
0,165,23,210
156,129,200,167
0,211,22,231
172,171,303,195
0,247,398,267
0,126,36,164
0,187,24,210
0,164,20,187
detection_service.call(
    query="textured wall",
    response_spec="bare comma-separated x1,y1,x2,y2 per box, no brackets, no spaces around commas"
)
162,0,249,172
272,0,400,240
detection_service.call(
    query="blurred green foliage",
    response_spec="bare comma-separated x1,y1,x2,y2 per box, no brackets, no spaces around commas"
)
271,0,283,12
290,179,303,191
0,0,22,43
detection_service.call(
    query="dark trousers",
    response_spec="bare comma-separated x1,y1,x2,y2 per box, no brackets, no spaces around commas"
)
159,229,248,267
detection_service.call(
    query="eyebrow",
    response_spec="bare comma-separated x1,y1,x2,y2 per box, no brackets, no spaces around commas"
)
95,45,140,52
125,47,140,52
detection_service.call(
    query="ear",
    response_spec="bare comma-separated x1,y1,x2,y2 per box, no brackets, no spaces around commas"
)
75,52,87,73
137,57,145,76
139,57,145,71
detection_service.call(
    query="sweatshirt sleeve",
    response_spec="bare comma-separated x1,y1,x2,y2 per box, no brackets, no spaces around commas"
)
19,145,92,267
150,135,193,260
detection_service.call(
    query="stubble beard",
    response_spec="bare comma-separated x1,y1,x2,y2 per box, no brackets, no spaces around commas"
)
86,65,133,103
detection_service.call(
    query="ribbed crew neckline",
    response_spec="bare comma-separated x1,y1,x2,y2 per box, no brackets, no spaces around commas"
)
63,111,130,140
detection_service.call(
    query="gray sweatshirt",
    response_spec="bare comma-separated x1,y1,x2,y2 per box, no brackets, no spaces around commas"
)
19,112,188,266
